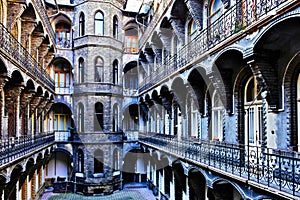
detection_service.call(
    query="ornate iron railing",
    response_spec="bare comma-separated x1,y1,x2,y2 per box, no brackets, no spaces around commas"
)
138,0,292,93
0,23,55,90
140,133,300,198
0,132,55,166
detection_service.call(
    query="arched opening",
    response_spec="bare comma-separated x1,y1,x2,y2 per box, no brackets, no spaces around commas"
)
123,61,138,90
78,103,84,132
124,28,138,53
122,149,148,185
55,22,71,48
113,16,118,39
113,60,118,84
123,104,139,140
52,103,72,141
188,169,206,200
95,56,104,82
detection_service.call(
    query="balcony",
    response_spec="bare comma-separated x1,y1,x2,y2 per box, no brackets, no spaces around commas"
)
74,83,122,96
55,131,70,142
139,133,300,198
0,23,55,90
123,131,139,141
55,85,74,95
0,133,55,167
138,0,295,93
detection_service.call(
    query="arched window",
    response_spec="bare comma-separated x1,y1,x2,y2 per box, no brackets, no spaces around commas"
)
78,149,84,173
244,77,262,145
78,103,84,132
113,148,119,171
95,57,104,82
79,13,85,36
95,11,104,35
55,62,70,88
113,104,118,132
78,58,84,83
212,91,225,141
55,22,71,48
125,28,138,53
113,16,118,39
94,102,104,131
209,0,223,23
94,149,104,174
188,19,197,41
113,60,118,84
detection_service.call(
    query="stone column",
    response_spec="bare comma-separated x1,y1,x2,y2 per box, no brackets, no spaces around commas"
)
170,170,175,200
30,95,43,135
261,91,268,149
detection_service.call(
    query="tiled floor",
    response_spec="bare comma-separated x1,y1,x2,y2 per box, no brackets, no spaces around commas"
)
39,183,156,200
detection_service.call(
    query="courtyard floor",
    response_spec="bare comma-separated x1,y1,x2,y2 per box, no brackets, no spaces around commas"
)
39,183,156,200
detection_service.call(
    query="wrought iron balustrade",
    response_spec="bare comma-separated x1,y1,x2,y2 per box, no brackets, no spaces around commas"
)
139,0,292,93
140,133,300,197
0,133,55,166
0,23,55,90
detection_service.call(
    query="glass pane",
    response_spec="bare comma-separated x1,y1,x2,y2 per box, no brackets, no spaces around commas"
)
248,107,254,143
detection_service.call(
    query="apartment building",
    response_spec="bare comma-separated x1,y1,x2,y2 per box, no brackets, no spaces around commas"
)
0,0,300,199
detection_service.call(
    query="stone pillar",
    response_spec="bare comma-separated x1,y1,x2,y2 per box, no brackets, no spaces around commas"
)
21,19,36,48
30,95,43,135
20,90,34,135
169,17,185,44
170,170,175,200
185,0,204,28
16,180,20,200
185,175,189,199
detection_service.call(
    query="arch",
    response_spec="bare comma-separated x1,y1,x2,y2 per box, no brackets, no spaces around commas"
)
25,79,35,91
10,70,24,84
113,103,119,132
210,178,245,199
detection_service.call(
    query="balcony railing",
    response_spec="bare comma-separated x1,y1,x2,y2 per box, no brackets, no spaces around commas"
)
139,0,293,93
0,23,55,90
55,131,70,142
0,132,55,166
139,133,300,198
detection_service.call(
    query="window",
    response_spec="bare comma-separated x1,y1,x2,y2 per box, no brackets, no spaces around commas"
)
210,0,223,23
95,11,104,35
55,63,70,88
55,22,71,48
124,66,138,89
113,60,118,84
125,28,138,53
79,13,85,36
95,57,104,82
212,92,225,141
94,102,104,131
188,19,197,41
54,114,70,131
113,104,118,132
78,149,84,173
244,77,262,145
78,104,84,132
113,149,119,171
78,58,84,83
94,149,104,174
113,16,118,39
